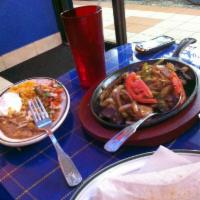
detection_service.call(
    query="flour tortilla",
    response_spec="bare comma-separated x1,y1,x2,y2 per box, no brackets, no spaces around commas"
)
79,146,200,200
90,161,200,200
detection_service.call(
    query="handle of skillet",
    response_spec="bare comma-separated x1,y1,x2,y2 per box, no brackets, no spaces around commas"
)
172,38,197,58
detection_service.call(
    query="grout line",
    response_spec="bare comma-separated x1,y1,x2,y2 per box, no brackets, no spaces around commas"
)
15,166,60,200
15,137,92,200
0,127,81,182
1,168,37,200
60,189,76,200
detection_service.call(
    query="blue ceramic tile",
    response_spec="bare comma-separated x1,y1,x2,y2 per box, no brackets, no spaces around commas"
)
52,111,77,140
0,157,10,178
116,145,156,160
68,69,77,79
59,75,83,96
0,145,10,155
73,143,112,179
96,157,120,172
171,122,200,150
57,74,71,85
0,184,13,200
35,106,79,145
189,131,200,149
58,68,77,82
43,131,89,161
32,136,51,151
71,78,82,90
26,97,81,152
117,53,134,65
66,110,82,133
1,177,24,199
70,90,85,108
1,147,39,173
18,193,36,200
116,43,132,52
63,79,81,95
106,63,124,75
106,62,119,74
74,126,95,144
29,168,69,200
82,136,104,150
12,154,58,188
106,58,119,71
63,192,74,200
105,46,137,74
118,55,134,66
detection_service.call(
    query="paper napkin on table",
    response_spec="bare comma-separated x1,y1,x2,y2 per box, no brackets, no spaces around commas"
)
87,146,200,200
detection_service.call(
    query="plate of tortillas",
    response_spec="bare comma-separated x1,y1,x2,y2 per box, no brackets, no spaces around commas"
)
71,146,200,200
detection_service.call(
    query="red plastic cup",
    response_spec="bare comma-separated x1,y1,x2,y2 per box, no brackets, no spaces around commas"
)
61,6,106,88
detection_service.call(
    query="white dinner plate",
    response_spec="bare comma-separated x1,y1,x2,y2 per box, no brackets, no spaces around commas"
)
71,150,200,200
0,77,70,147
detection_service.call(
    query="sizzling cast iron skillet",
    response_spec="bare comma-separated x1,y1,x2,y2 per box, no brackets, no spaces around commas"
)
90,38,199,129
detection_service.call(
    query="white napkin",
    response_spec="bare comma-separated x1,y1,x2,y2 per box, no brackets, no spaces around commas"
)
86,146,200,200
0,77,13,93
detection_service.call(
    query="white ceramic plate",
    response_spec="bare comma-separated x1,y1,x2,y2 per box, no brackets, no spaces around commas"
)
0,77,70,147
71,150,200,200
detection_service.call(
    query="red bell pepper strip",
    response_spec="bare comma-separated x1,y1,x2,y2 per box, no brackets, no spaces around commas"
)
125,72,157,104
170,71,186,104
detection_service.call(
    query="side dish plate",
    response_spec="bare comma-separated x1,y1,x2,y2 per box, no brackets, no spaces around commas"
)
0,77,70,147
71,150,200,200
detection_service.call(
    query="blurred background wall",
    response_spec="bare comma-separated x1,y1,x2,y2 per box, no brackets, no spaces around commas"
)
0,0,59,55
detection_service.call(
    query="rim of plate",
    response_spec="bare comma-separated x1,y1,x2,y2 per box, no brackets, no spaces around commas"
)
71,149,200,200
0,77,70,147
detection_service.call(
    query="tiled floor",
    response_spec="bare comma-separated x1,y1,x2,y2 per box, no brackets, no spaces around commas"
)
106,16,162,33
74,1,200,46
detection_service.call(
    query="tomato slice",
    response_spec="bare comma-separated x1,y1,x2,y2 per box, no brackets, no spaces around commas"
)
125,72,157,104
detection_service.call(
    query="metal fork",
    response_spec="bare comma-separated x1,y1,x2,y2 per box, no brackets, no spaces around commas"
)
104,94,183,152
28,97,82,187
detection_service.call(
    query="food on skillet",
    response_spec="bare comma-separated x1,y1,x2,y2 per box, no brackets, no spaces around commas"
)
99,62,188,125
0,80,64,139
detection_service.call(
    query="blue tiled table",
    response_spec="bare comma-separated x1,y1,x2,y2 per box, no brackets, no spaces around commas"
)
1,43,200,200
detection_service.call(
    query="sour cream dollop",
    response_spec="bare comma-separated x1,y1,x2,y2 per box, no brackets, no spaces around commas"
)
0,92,22,116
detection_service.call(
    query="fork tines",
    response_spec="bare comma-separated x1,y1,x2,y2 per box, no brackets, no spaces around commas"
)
28,97,52,128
